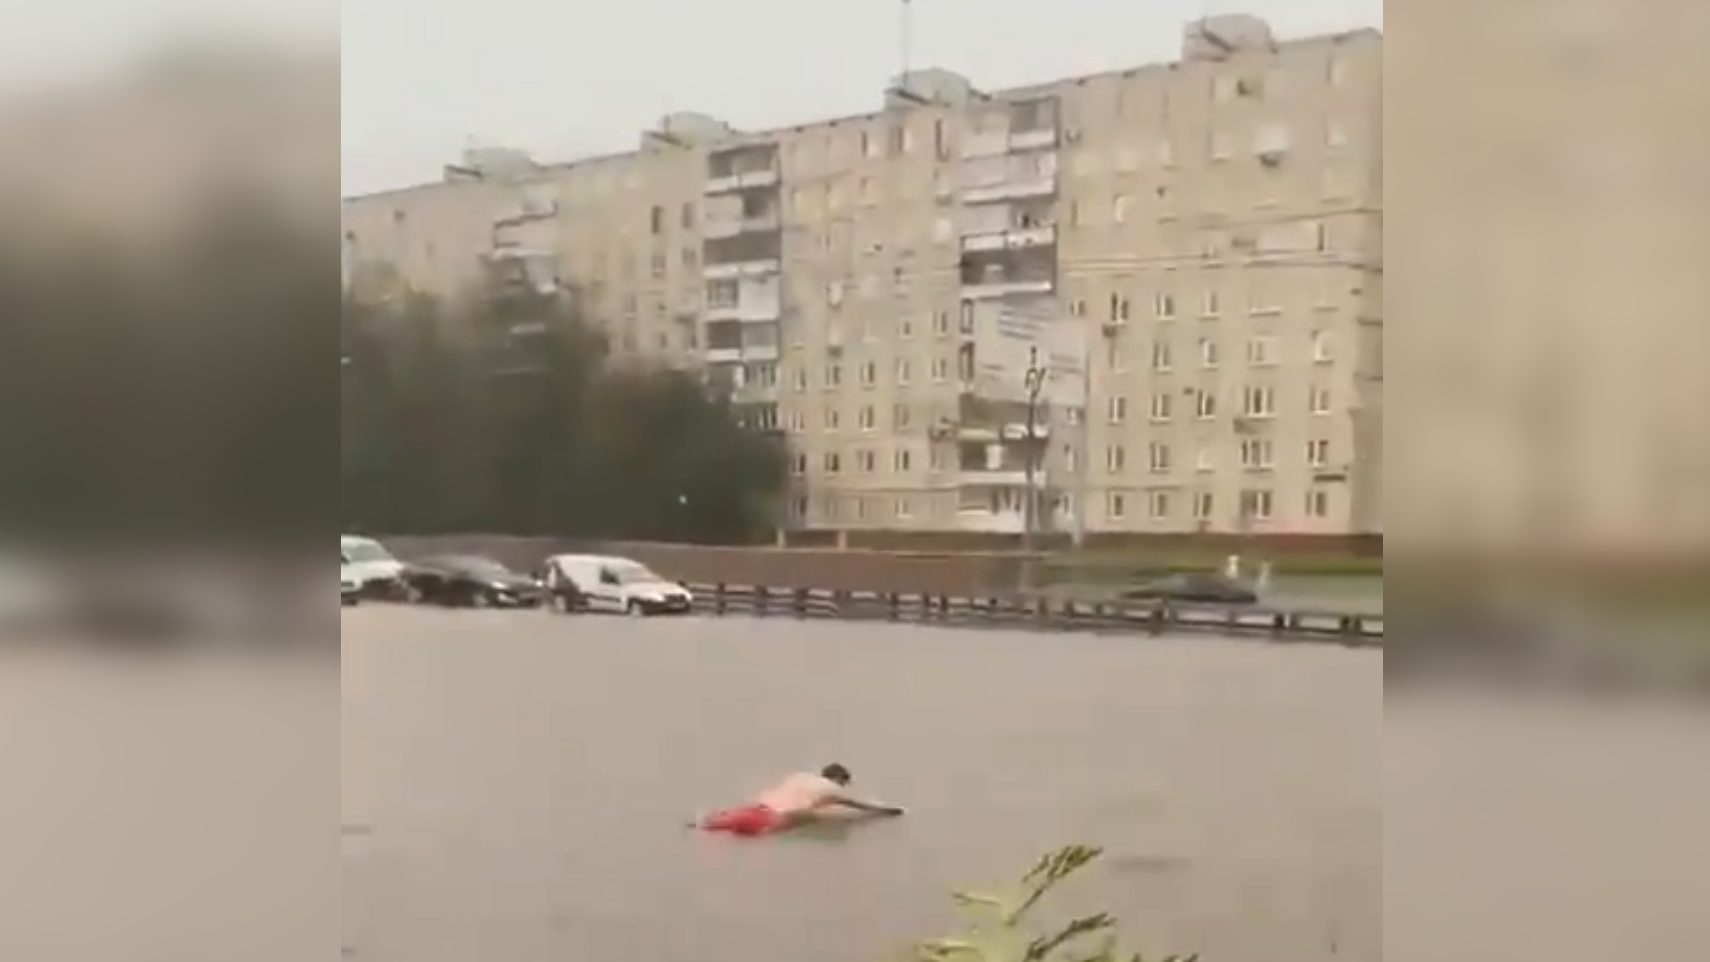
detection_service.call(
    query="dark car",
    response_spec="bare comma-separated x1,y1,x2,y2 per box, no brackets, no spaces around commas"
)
1118,572,1258,605
400,555,546,608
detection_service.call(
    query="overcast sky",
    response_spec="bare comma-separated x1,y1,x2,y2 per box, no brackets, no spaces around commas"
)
342,0,1381,197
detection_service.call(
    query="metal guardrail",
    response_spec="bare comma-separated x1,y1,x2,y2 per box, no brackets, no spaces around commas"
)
683,583,1382,647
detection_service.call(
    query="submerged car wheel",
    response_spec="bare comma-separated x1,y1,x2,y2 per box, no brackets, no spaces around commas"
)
626,600,645,617
471,590,491,609
404,583,425,604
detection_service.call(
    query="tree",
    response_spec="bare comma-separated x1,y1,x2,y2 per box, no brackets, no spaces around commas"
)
340,280,785,543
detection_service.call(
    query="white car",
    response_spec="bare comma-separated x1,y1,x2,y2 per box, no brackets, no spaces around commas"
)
541,554,692,616
340,535,405,600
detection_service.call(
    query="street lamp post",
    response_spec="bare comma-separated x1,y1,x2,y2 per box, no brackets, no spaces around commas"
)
1021,362,1047,554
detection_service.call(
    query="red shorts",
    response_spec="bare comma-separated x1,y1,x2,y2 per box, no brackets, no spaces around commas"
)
700,804,784,836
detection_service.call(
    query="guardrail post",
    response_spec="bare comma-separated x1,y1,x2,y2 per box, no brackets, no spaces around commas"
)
792,587,808,618
832,589,848,617
1149,605,1167,636
715,583,726,615
755,585,768,617
887,592,900,621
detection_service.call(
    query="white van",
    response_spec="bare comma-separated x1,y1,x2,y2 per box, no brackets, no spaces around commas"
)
541,554,692,616
340,535,405,599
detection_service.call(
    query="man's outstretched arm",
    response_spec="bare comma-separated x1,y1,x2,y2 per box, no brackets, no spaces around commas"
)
825,794,905,816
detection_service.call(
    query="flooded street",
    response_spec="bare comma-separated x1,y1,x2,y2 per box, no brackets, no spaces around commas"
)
342,607,1380,962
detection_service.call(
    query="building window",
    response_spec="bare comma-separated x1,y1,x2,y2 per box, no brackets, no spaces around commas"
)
1065,406,1083,426
1148,442,1171,475
1106,444,1126,473
792,453,808,475
1306,488,1330,518
859,405,876,432
1329,56,1350,87
1149,490,1171,520
900,316,915,338
860,360,877,387
858,448,877,472
1194,491,1214,520
1107,492,1127,519
959,300,975,334
1063,444,1079,472
1151,339,1173,372
1107,395,1128,424
1240,488,1274,521
1310,385,1333,415
1201,289,1220,317
1154,292,1176,319
1247,336,1277,367
1240,438,1275,469
1108,342,1125,372
1308,438,1330,468
1312,330,1334,363
894,447,912,472
1210,129,1234,161
824,407,841,431
934,311,950,336
894,403,911,429
824,452,842,474
793,496,809,520
1196,446,1214,473
1314,220,1330,252
896,358,912,385
681,202,695,228
1069,298,1086,318
897,496,914,519
934,119,947,159
1113,195,1132,223
1243,385,1277,418
650,206,664,235
930,446,948,471
793,368,808,392
1199,337,1220,369
1149,392,1173,422
1196,389,1217,420
855,498,870,522
826,364,843,388
932,357,950,382
650,253,667,279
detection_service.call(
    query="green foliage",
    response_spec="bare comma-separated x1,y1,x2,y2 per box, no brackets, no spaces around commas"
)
914,846,1197,962
340,282,786,543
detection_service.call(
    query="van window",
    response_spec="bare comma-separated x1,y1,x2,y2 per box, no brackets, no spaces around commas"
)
599,567,620,585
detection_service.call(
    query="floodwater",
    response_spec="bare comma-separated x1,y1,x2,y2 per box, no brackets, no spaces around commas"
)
341,607,1380,962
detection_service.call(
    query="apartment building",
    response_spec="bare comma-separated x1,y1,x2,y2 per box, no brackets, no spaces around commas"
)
342,15,1382,540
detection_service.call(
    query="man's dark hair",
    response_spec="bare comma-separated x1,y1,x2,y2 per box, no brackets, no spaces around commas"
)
821,763,852,785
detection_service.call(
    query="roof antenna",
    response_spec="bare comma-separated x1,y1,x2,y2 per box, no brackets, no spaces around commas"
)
899,0,913,90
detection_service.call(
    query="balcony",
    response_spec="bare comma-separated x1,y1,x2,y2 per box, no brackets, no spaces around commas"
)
705,346,743,364
1008,128,1057,151
960,276,1054,300
704,168,779,195
956,468,1045,488
704,301,781,323
961,176,1056,205
953,508,1026,534
702,257,781,280
960,129,1059,160
702,212,781,240
960,225,1056,253
955,422,1050,442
